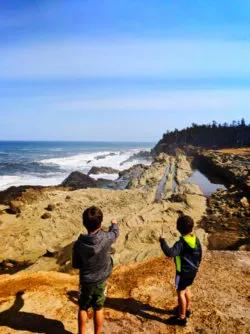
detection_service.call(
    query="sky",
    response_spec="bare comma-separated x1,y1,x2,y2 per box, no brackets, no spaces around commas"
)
1,0,250,142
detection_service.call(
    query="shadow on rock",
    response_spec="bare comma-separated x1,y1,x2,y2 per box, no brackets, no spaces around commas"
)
0,291,71,334
67,290,175,324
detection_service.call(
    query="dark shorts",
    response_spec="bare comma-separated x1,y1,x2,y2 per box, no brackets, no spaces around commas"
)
175,274,196,291
78,281,106,311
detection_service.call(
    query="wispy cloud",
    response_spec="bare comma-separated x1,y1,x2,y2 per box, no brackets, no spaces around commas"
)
1,38,250,79
41,88,250,115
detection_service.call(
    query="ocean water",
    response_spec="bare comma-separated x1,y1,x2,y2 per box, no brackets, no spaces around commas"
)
0,141,154,190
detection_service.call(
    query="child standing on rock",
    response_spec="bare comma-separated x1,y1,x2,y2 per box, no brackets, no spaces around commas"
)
159,215,202,326
72,206,119,334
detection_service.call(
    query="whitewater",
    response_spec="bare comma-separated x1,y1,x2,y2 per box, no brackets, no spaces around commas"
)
0,141,154,190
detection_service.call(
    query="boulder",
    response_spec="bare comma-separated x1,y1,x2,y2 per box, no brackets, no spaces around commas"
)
9,200,24,214
88,166,119,175
61,171,111,190
61,171,98,189
41,212,51,219
46,204,56,211
240,197,249,208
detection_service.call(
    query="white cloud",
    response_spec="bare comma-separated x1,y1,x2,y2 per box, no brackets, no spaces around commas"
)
1,38,250,79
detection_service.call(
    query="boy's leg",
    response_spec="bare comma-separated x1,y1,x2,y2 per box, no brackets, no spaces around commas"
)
94,308,104,334
78,308,88,334
177,289,187,319
185,286,191,311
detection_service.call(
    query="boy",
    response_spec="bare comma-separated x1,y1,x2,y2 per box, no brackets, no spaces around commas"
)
159,215,202,326
72,206,119,334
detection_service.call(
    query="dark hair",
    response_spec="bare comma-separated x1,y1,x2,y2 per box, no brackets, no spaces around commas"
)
83,206,103,232
176,215,194,235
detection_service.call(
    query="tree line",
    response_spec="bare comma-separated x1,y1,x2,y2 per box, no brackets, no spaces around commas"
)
155,119,250,149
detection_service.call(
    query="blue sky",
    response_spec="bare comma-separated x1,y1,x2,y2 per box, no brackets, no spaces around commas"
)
1,0,250,141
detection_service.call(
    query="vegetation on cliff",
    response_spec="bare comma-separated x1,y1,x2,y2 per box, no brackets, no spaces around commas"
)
153,119,250,154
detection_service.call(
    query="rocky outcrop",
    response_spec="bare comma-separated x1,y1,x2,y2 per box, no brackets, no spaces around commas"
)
0,156,207,272
200,186,250,251
87,166,119,175
0,185,43,205
175,154,193,184
195,150,250,196
120,150,152,166
61,171,111,189
8,200,24,214
0,251,249,334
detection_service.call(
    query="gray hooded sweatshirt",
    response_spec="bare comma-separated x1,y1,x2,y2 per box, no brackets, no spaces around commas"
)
72,223,119,285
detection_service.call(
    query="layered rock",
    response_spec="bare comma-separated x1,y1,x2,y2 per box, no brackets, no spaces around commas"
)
0,155,207,272
196,150,250,196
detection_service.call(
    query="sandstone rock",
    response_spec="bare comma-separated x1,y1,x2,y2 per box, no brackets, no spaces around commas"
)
0,252,250,334
41,212,51,219
240,197,249,208
154,152,168,163
0,185,43,205
88,166,119,175
169,193,187,203
9,200,24,214
0,157,208,269
46,204,56,211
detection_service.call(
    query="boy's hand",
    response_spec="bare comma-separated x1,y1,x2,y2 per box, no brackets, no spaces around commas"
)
159,236,164,241
111,219,118,224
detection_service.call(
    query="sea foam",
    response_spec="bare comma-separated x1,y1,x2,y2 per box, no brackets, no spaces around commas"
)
0,148,152,190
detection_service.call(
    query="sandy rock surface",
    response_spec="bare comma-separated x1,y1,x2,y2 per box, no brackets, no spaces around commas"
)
0,251,249,334
0,155,207,271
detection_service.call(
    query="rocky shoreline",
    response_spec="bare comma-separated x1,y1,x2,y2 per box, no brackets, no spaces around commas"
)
0,148,250,333
0,148,249,275
0,152,207,274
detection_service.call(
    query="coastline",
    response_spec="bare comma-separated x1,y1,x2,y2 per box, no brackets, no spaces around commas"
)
0,148,249,333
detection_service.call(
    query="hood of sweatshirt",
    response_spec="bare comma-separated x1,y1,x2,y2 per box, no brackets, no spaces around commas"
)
77,230,105,257
182,235,197,249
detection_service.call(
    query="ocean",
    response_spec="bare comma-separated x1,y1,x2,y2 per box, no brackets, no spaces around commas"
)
0,141,154,191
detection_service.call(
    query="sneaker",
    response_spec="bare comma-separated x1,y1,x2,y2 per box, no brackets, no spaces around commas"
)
166,316,187,326
174,306,191,318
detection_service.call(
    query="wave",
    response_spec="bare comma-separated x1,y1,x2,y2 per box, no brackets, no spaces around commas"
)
0,173,66,191
89,173,119,181
38,148,151,172
0,148,152,190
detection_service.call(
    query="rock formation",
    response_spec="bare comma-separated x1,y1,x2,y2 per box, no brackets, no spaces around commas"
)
87,166,119,175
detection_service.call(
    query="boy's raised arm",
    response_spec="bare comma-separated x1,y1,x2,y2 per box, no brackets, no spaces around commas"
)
159,236,184,257
108,219,119,242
